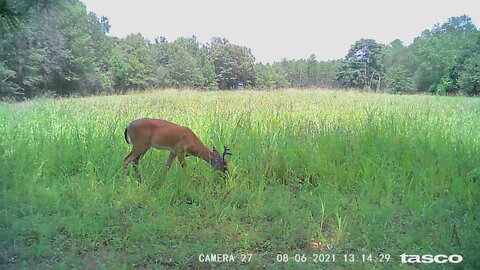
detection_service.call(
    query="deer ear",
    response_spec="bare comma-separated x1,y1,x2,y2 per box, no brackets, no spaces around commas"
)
212,148,219,158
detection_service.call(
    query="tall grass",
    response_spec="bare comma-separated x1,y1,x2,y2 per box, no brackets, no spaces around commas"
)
0,90,479,269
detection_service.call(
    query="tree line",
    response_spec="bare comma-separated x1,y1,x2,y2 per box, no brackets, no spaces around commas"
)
1,0,479,99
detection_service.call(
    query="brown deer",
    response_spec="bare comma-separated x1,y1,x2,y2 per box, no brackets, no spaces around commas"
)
123,118,231,181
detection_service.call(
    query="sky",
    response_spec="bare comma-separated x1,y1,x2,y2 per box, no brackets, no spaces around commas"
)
80,0,479,63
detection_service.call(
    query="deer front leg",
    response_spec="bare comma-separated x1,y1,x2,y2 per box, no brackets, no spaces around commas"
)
178,151,186,168
165,151,177,169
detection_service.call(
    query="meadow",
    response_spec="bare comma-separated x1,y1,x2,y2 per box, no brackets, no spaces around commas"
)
0,90,479,269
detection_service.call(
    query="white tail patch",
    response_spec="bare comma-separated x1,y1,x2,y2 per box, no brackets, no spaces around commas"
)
125,128,132,144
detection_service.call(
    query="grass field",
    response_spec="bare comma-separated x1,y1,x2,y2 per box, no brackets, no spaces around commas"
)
1,89,479,269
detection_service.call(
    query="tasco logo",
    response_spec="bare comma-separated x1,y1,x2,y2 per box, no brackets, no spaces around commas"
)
400,254,463,264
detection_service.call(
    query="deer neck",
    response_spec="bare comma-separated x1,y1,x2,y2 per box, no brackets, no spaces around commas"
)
197,146,212,164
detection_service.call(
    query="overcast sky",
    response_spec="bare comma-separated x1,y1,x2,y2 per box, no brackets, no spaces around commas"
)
80,0,479,63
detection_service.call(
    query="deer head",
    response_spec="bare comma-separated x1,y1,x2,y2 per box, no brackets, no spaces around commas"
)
210,146,232,172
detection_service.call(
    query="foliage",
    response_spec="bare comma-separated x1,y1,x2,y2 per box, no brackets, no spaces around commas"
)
1,90,479,268
337,39,386,90
384,66,415,92
332,15,480,95
0,62,20,95
0,0,61,28
209,40,256,89
1,2,479,98
255,63,288,89
110,34,156,91
457,54,480,95
255,57,339,89
58,1,113,95
152,37,218,90
409,15,479,94
0,0,113,98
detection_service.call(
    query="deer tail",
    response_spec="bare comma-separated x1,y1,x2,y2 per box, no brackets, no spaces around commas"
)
124,127,131,144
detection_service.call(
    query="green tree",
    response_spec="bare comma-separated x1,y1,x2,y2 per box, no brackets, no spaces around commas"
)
0,1,69,98
383,40,415,92
151,36,217,89
317,60,341,88
0,62,20,96
196,46,218,90
58,1,112,95
1,0,115,98
384,66,415,92
457,54,480,95
337,39,385,90
0,0,61,28
306,54,319,86
110,33,156,90
409,15,479,94
277,59,308,88
255,63,288,89
209,39,255,89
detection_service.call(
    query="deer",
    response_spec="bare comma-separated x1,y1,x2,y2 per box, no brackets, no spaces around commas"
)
123,118,231,182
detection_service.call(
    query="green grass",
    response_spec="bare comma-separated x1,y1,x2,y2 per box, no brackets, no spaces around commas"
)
1,89,479,269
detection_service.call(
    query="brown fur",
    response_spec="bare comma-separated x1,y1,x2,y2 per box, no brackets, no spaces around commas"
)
123,118,227,181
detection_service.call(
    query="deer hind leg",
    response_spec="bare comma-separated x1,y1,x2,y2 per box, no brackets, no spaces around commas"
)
132,154,144,182
123,144,150,181
123,153,134,174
